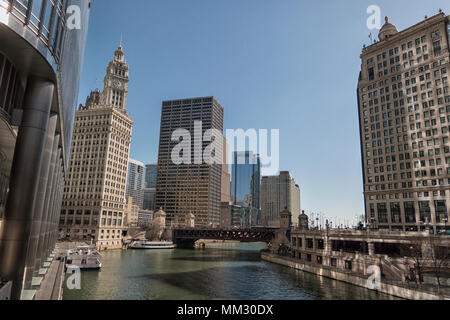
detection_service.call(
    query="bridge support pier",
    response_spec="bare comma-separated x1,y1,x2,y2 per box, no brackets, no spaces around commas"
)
175,239,197,249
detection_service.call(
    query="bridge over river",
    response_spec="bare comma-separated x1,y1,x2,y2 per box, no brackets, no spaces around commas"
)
172,227,278,248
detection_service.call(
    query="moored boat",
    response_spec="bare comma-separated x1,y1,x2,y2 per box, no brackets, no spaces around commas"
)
129,240,175,250
66,245,102,270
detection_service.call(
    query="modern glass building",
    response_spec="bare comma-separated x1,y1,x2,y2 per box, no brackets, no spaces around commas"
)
126,159,145,208
145,163,157,188
230,151,261,226
0,0,90,299
143,187,156,211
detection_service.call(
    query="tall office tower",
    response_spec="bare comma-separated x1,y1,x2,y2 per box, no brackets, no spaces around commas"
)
260,171,300,227
126,159,145,208
358,14,450,234
155,97,224,227
0,0,90,299
145,163,157,188
230,151,261,226
60,43,133,250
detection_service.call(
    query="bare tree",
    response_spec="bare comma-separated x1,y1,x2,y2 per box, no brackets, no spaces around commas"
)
425,235,450,294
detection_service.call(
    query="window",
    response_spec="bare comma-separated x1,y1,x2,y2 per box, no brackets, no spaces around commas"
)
317,256,323,265
345,260,353,271
419,201,431,223
435,200,448,223
377,203,388,223
391,203,402,223
405,202,416,223
331,258,337,267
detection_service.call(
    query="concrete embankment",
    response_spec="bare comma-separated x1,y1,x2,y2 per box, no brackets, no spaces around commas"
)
261,252,448,300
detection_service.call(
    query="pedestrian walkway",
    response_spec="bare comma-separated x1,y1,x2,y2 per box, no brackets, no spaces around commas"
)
34,255,65,300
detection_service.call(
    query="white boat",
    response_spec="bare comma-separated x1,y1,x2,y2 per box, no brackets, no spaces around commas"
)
129,240,175,250
66,246,102,270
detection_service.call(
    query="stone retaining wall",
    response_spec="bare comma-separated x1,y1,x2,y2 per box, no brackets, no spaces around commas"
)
261,252,448,300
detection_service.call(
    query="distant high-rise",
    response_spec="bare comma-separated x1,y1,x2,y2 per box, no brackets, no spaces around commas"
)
60,44,133,250
143,188,156,211
155,97,224,227
358,13,450,233
145,163,158,188
231,151,261,226
126,159,145,208
260,171,300,227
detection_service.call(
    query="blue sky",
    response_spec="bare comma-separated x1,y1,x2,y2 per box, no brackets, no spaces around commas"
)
78,0,450,224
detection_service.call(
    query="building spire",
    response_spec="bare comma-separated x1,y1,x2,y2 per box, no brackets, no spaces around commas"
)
119,34,123,49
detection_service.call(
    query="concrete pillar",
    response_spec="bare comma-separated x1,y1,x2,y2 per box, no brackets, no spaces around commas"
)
23,115,57,289
0,77,54,299
49,158,63,254
34,134,59,271
43,150,61,258
324,235,331,254
48,161,63,253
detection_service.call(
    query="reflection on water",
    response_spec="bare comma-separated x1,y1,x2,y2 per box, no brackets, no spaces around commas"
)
63,242,398,300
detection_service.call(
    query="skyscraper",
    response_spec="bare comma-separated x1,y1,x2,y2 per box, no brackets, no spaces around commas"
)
126,159,145,208
155,97,224,227
260,171,300,227
0,0,90,299
60,44,133,250
358,13,450,233
230,151,261,226
145,163,157,188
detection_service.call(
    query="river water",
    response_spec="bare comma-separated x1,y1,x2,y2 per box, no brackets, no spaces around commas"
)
63,242,397,300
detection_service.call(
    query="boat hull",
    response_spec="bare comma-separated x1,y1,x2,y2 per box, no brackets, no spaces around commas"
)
129,246,175,250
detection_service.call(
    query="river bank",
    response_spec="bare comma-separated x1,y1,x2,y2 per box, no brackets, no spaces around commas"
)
261,252,449,300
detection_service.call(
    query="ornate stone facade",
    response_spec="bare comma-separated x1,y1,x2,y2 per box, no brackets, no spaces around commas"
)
59,44,133,250
358,13,450,233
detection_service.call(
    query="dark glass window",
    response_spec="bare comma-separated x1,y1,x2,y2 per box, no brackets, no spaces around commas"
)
377,203,388,223
391,202,402,223
419,201,431,223
30,0,44,27
435,200,448,223
405,202,416,223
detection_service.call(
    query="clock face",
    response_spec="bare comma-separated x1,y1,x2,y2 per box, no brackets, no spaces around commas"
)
114,80,122,88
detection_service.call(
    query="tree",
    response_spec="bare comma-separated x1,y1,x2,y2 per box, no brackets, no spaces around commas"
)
425,235,450,294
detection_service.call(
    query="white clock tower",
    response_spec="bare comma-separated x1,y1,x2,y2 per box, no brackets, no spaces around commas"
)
102,42,129,112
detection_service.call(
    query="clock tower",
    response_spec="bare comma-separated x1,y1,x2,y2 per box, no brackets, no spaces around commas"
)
102,42,129,112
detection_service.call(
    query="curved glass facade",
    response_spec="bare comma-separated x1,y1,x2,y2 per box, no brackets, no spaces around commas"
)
3,0,69,63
